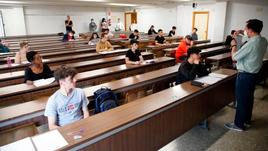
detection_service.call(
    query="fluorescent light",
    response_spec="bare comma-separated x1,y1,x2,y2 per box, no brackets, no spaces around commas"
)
74,0,104,2
0,1,24,4
108,3,137,7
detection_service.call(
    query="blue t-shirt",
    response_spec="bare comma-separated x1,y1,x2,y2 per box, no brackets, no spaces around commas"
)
44,88,89,126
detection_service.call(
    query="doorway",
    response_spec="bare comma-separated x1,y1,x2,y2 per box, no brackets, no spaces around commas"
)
192,11,209,40
124,12,137,31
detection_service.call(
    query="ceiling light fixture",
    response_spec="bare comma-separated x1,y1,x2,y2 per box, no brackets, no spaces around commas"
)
107,3,137,7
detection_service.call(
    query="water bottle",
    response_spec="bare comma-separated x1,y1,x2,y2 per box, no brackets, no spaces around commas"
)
7,56,12,67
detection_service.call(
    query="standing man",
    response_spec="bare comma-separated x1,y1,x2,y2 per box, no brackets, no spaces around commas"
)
65,15,73,32
225,19,268,131
89,18,97,32
115,18,124,32
191,28,198,40
168,26,177,37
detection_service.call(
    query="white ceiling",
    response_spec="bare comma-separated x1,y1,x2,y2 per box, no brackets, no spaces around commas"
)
0,0,267,7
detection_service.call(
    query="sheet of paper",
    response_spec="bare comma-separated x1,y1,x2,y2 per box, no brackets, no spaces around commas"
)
33,77,55,87
194,76,222,85
42,59,50,62
0,137,36,151
209,73,228,79
32,130,68,151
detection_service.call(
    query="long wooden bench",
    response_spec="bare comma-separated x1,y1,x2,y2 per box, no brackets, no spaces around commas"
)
0,64,180,131
0,47,125,65
163,41,224,57
0,51,152,87
200,45,230,58
0,57,175,106
20,69,235,151
0,49,142,74
0,45,122,60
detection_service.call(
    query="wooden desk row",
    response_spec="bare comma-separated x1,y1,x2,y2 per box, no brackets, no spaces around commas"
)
9,40,89,51
0,57,175,106
0,48,133,74
0,51,151,87
27,69,236,151
0,44,122,60
0,64,180,131
0,46,123,65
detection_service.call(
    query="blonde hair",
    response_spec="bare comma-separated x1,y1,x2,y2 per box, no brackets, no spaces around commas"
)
19,41,28,49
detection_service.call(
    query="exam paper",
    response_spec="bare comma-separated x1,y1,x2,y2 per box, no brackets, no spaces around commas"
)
194,76,222,85
0,137,36,151
32,130,68,151
209,73,228,79
33,77,55,87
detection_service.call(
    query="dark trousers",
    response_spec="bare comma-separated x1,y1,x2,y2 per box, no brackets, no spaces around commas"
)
234,72,257,129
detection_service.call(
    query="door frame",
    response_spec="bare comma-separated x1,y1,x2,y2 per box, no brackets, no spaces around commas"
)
124,12,137,31
192,11,209,40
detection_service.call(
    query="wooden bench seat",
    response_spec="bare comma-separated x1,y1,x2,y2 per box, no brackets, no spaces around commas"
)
0,49,145,74
0,52,153,87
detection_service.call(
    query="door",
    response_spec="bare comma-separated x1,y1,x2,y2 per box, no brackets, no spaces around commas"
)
192,11,209,40
0,11,5,37
124,12,137,31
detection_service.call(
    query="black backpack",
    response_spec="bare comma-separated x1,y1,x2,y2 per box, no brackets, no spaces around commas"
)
94,87,118,114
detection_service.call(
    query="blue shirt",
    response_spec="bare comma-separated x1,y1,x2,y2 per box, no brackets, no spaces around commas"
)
234,35,268,73
44,88,89,126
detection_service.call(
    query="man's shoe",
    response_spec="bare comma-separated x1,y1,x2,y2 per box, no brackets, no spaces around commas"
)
244,123,251,129
224,122,244,132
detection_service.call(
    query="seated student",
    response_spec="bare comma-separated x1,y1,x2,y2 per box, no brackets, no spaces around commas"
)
0,39,10,53
24,51,53,85
175,35,193,62
15,41,29,64
103,28,114,39
129,29,139,40
125,39,144,65
225,30,237,46
176,47,210,129
155,29,166,45
88,32,100,46
148,25,157,35
96,33,113,53
191,28,198,40
44,66,89,130
168,26,177,37
176,47,209,85
62,31,75,42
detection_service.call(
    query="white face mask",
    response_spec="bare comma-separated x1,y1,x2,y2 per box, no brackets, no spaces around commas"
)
244,30,249,38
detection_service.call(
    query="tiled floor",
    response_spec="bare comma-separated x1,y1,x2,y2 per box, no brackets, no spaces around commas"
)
160,82,268,151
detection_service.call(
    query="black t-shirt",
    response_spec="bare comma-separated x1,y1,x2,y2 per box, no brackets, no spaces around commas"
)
168,30,175,37
225,35,233,46
129,33,139,40
65,20,73,32
148,29,157,35
126,49,141,62
24,63,54,82
175,60,209,85
155,35,165,44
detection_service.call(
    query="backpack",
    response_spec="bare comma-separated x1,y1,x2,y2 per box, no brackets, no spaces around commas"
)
94,87,118,114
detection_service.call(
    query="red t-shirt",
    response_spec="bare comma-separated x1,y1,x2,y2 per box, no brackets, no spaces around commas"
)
175,40,188,59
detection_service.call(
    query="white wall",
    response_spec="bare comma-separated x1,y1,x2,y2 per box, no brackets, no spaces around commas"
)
136,6,177,34
24,6,125,35
176,2,227,41
0,7,26,36
225,2,268,39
